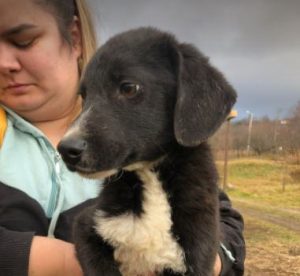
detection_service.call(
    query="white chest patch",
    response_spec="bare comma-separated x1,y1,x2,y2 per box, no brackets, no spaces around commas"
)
94,168,186,276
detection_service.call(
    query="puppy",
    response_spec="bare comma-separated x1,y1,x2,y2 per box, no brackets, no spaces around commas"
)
58,27,237,276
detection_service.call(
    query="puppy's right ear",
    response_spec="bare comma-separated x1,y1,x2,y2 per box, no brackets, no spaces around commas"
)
174,43,237,147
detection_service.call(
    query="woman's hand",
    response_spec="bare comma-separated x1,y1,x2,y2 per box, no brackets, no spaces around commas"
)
29,236,83,276
214,253,222,276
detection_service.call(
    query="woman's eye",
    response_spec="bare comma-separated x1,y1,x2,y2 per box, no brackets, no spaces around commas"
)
13,39,34,49
119,82,141,98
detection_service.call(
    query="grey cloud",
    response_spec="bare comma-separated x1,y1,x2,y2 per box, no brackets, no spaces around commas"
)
87,0,300,118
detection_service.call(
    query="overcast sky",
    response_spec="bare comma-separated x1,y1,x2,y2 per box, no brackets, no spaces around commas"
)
88,0,300,120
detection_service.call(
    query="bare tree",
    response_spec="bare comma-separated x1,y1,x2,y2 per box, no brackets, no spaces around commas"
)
250,116,275,155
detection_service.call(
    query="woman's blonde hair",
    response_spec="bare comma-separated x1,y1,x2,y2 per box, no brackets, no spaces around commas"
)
35,0,97,71
74,0,97,69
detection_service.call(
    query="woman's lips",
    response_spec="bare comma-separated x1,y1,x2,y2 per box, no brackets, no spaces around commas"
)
4,83,32,94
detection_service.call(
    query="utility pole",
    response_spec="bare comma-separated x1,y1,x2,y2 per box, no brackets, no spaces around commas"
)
273,109,282,155
223,110,237,190
246,111,254,156
280,120,288,192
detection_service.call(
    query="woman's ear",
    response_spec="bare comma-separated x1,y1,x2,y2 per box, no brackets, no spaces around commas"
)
70,16,83,58
174,43,237,147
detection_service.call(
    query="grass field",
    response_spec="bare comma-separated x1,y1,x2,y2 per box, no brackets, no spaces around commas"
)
216,157,300,275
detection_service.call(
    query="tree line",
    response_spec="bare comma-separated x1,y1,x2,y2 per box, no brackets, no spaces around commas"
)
211,101,300,163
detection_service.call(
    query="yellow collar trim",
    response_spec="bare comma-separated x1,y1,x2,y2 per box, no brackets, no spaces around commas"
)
0,107,7,147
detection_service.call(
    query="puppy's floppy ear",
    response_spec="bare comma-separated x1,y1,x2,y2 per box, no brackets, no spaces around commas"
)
174,43,237,147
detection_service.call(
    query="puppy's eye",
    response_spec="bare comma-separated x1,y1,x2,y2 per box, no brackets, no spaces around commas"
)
119,82,141,98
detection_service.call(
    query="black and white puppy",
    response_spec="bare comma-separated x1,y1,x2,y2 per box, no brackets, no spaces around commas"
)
58,27,237,276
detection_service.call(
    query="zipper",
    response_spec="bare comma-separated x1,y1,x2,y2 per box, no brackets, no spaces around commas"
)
48,151,65,237
54,151,61,175
47,151,61,217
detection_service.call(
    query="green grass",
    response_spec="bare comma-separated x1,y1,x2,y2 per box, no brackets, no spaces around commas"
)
229,160,281,179
216,158,300,209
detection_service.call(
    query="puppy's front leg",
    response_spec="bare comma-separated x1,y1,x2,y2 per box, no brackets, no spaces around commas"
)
73,206,121,276
173,210,218,276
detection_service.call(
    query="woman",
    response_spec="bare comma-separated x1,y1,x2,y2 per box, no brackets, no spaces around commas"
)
0,0,245,275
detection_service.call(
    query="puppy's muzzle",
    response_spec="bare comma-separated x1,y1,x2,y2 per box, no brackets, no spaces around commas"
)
57,138,87,168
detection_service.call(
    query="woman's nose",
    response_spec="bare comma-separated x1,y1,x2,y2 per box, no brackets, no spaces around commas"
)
0,45,22,75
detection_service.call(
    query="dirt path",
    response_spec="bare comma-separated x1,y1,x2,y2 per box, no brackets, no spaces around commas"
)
231,198,300,275
232,199,300,233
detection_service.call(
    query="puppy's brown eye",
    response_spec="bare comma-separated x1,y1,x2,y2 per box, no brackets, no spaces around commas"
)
119,83,141,98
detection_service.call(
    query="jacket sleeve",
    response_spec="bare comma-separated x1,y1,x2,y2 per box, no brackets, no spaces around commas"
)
0,227,34,276
218,190,246,276
0,183,49,276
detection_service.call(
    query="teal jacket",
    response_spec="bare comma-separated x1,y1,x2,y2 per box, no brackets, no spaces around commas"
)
0,105,103,275
0,105,101,236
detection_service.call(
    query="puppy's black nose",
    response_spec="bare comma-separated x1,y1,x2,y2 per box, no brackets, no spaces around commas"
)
57,138,87,166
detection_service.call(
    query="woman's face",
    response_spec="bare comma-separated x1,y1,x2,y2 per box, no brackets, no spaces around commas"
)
0,0,82,122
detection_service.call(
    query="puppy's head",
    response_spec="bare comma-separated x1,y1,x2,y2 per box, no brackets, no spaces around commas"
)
58,27,237,178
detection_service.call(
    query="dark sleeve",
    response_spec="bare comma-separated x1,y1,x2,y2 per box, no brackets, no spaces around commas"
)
0,183,49,276
0,227,34,276
218,190,246,276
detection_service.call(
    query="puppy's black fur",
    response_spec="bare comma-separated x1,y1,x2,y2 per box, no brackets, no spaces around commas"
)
58,27,237,276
